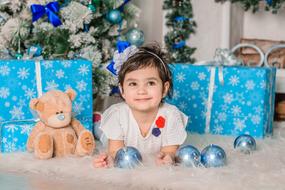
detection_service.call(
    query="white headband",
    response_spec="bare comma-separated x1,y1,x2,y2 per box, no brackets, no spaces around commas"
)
113,46,168,76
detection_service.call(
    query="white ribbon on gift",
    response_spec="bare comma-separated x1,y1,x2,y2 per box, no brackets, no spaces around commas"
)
194,44,264,133
0,60,43,127
35,60,43,97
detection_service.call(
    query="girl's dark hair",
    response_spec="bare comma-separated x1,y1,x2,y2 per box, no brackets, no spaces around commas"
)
118,43,173,98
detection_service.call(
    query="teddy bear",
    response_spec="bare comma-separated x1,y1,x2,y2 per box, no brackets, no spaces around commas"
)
26,88,95,159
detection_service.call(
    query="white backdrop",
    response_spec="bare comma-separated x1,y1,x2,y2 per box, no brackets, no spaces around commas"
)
135,0,285,61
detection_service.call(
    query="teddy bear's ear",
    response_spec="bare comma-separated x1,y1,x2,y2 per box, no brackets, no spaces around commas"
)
66,88,76,101
30,99,44,112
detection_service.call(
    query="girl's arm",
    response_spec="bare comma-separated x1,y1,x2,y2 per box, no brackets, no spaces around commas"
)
93,139,124,168
156,145,179,165
108,139,125,159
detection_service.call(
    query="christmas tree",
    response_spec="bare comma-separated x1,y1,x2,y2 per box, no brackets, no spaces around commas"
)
215,0,285,14
0,0,144,98
163,0,197,63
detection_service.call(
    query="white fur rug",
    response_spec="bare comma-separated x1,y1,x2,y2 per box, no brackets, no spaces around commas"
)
1,123,285,190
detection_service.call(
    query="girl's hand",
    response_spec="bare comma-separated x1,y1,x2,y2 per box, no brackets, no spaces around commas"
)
93,152,114,168
155,152,174,166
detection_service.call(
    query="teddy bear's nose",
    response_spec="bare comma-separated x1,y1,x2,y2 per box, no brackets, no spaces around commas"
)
57,114,65,121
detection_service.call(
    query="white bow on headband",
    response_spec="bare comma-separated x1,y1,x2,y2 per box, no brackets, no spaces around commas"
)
112,45,139,74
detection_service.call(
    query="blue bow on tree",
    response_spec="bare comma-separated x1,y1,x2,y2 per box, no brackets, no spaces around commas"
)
107,41,132,75
117,41,131,53
31,1,62,27
118,0,131,12
172,40,186,49
266,0,273,6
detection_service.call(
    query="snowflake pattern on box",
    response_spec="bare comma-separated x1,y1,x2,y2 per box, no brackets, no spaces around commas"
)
0,60,93,152
166,64,276,138
1,120,34,152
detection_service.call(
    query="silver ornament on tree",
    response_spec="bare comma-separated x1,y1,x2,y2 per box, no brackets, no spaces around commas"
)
106,9,122,24
126,28,144,46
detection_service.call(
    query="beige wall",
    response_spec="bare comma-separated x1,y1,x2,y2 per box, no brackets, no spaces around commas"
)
243,10,285,41
134,0,164,44
136,0,285,62
189,0,225,61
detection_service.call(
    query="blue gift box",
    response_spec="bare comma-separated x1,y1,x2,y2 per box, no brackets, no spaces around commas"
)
0,60,93,152
166,63,276,138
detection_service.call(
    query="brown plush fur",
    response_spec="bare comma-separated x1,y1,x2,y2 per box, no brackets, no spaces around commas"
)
27,89,95,159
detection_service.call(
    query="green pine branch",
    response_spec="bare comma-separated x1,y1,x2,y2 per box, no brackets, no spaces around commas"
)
215,0,285,14
163,0,197,63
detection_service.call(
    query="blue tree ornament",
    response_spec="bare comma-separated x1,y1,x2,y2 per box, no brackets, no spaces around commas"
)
28,45,42,57
114,146,143,169
88,4,96,13
234,134,256,154
106,9,122,24
175,145,201,167
15,52,23,59
126,28,144,46
201,144,227,168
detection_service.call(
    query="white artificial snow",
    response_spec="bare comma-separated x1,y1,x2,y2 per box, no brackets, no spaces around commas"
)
1,124,285,190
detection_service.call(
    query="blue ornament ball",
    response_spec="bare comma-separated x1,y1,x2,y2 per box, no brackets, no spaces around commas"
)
28,45,42,57
106,9,122,24
234,134,256,154
126,28,144,46
175,145,201,167
15,52,23,60
88,4,96,13
201,144,227,168
114,146,143,169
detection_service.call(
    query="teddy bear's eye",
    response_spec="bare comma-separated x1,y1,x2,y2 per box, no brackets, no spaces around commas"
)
60,111,63,113
56,112,59,114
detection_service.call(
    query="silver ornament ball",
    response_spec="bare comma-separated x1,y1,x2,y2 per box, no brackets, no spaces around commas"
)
114,146,143,169
234,134,256,154
106,9,122,24
201,144,227,168
126,28,144,46
175,145,201,167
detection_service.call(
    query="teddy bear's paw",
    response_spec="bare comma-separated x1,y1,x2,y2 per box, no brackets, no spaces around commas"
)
76,130,95,156
35,133,53,159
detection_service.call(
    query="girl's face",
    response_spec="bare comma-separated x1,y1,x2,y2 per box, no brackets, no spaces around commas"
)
120,66,169,113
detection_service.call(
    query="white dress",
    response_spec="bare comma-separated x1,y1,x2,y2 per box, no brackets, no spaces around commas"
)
99,102,188,155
